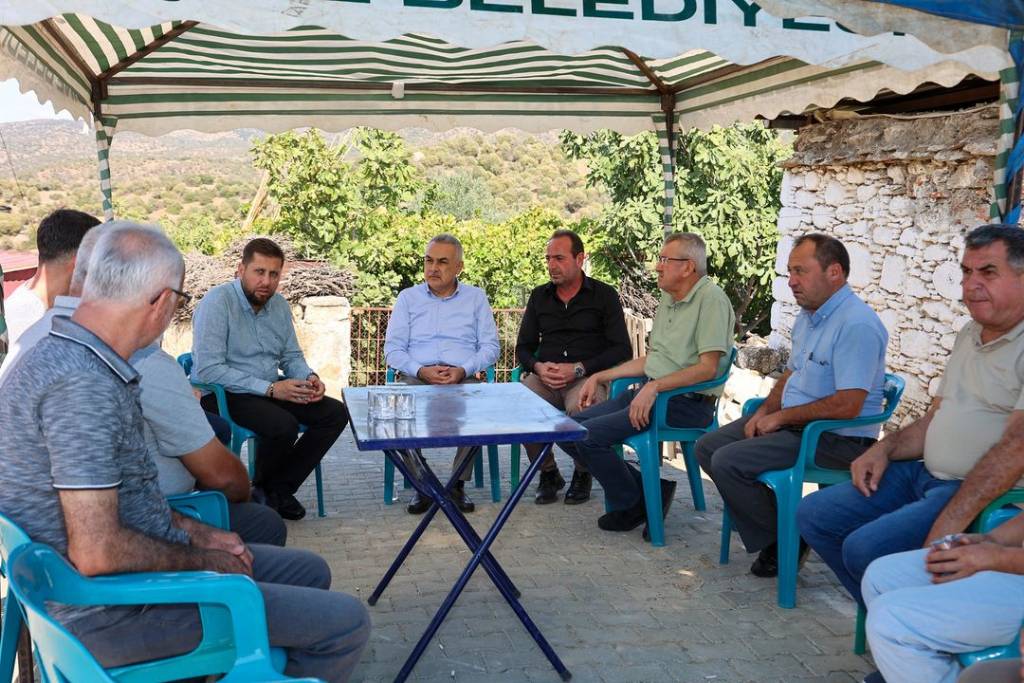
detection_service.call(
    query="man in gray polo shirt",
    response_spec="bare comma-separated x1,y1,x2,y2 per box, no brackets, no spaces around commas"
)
0,224,368,682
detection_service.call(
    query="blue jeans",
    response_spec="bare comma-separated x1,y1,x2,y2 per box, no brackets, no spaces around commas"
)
557,387,714,511
863,548,1024,683
797,460,960,605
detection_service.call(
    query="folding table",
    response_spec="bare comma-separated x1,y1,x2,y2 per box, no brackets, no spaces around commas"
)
343,382,586,682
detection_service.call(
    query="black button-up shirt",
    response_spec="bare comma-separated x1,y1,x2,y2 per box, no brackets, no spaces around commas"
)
515,275,632,375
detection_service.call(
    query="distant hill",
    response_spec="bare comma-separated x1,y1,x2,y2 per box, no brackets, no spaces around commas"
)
0,120,604,249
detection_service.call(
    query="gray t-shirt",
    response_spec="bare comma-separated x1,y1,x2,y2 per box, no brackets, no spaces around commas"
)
4,285,46,345
132,345,216,495
0,317,189,622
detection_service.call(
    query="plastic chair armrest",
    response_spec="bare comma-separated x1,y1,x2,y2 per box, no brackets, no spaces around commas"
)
609,376,646,399
653,370,732,428
742,398,765,416
510,367,522,383
191,381,232,422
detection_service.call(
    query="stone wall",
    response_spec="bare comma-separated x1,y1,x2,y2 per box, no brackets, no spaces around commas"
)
767,108,998,425
163,295,352,399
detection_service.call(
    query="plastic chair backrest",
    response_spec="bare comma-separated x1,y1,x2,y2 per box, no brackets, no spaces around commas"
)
178,352,194,376
8,545,117,683
0,511,31,577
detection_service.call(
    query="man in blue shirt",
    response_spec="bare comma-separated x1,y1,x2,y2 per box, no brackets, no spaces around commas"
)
384,234,500,514
696,233,888,578
193,238,348,521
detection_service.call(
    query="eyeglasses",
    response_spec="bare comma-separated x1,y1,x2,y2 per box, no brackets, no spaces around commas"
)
150,287,193,307
656,256,691,264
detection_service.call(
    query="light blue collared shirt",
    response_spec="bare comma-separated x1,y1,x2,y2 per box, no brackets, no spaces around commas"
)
783,284,888,438
192,279,313,395
384,281,499,378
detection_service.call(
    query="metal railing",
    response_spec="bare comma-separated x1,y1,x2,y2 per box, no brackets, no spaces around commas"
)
350,306,648,387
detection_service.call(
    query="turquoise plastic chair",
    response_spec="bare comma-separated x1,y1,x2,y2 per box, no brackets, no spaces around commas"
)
8,543,319,683
0,512,32,683
178,353,325,518
720,373,906,609
605,348,738,547
167,490,230,531
0,494,229,683
383,367,502,504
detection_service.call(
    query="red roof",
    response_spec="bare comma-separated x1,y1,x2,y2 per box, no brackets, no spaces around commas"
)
0,251,38,273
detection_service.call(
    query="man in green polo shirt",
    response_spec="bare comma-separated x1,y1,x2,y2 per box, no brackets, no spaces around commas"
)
561,232,735,536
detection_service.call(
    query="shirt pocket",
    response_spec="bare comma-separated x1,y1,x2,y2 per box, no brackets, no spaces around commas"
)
796,358,836,397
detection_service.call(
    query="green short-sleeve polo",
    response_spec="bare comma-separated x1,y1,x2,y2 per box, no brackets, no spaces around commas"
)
643,276,735,395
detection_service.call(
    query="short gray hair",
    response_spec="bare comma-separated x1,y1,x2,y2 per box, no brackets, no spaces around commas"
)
664,232,707,276
965,224,1024,274
81,223,184,304
70,223,116,292
427,233,463,261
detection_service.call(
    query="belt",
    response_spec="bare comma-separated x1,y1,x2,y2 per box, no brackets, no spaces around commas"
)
680,392,717,404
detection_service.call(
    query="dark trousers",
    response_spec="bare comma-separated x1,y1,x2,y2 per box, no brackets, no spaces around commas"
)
558,388,715,510
695,413,873,553
203,393,348,496
204,410,232,446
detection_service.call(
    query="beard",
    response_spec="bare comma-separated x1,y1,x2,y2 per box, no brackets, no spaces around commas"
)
241,282,271,307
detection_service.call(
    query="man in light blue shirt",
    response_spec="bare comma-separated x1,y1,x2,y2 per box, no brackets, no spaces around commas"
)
697,233,887,578
193,238,348,521
384,234,499,514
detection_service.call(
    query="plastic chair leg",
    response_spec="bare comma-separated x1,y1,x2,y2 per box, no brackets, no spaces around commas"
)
637,433,665,547
720,506,732,564
473,450,485,489
773,483,801,609
403,475,412,489
854,605,867,655
510,444,521,490
314,464,325,517
0,586,23,683
384,457,396,505
680,441,706,512
245,437,257,479
487,445,501,503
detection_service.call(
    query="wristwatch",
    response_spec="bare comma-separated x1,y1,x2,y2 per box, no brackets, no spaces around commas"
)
573,362,585,379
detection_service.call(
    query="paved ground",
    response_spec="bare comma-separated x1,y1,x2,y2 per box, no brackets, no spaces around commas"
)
288,433,875,683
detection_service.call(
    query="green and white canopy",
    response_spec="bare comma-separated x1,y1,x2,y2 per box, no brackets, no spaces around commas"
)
0,0,1015,220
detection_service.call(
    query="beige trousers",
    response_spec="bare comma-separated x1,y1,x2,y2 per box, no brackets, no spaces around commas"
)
520,372,607,473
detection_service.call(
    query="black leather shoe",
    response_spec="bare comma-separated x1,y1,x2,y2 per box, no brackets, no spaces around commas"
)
407,491,431,515
643,478,678,542
563,470,592,505
750,539,811,578
534,469,565,505
268,491,306,521
451,481,475,513
598,498,647,532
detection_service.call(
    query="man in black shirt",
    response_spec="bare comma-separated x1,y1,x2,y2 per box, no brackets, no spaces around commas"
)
515,229,632,504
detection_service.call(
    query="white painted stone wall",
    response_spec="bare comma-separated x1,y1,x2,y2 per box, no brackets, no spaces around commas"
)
767,109,998,425
163,295,352,399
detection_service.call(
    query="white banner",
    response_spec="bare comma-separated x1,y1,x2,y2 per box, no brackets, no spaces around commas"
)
0,0,1010,71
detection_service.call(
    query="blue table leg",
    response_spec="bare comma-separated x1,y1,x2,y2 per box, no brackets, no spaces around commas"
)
370,448,520,605
394,443,572,683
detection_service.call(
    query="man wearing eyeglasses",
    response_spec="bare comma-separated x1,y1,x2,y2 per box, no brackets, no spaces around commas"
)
560,232,735,537
192,238,349,521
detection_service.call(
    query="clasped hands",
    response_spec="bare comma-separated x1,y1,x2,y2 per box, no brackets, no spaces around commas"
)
417,365,467,385
271,374,326,404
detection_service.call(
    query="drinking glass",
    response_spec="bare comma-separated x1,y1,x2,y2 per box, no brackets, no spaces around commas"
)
394,391,416,420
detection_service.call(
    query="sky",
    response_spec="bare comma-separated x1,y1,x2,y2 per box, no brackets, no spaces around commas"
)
0,78,76,123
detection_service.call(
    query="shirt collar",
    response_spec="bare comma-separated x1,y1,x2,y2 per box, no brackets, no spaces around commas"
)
53,295,80,315
668,275,708,306
969,316,1024,348
49,317,139,384
423,280,461,301
544,274,593,296
804,284,853,327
